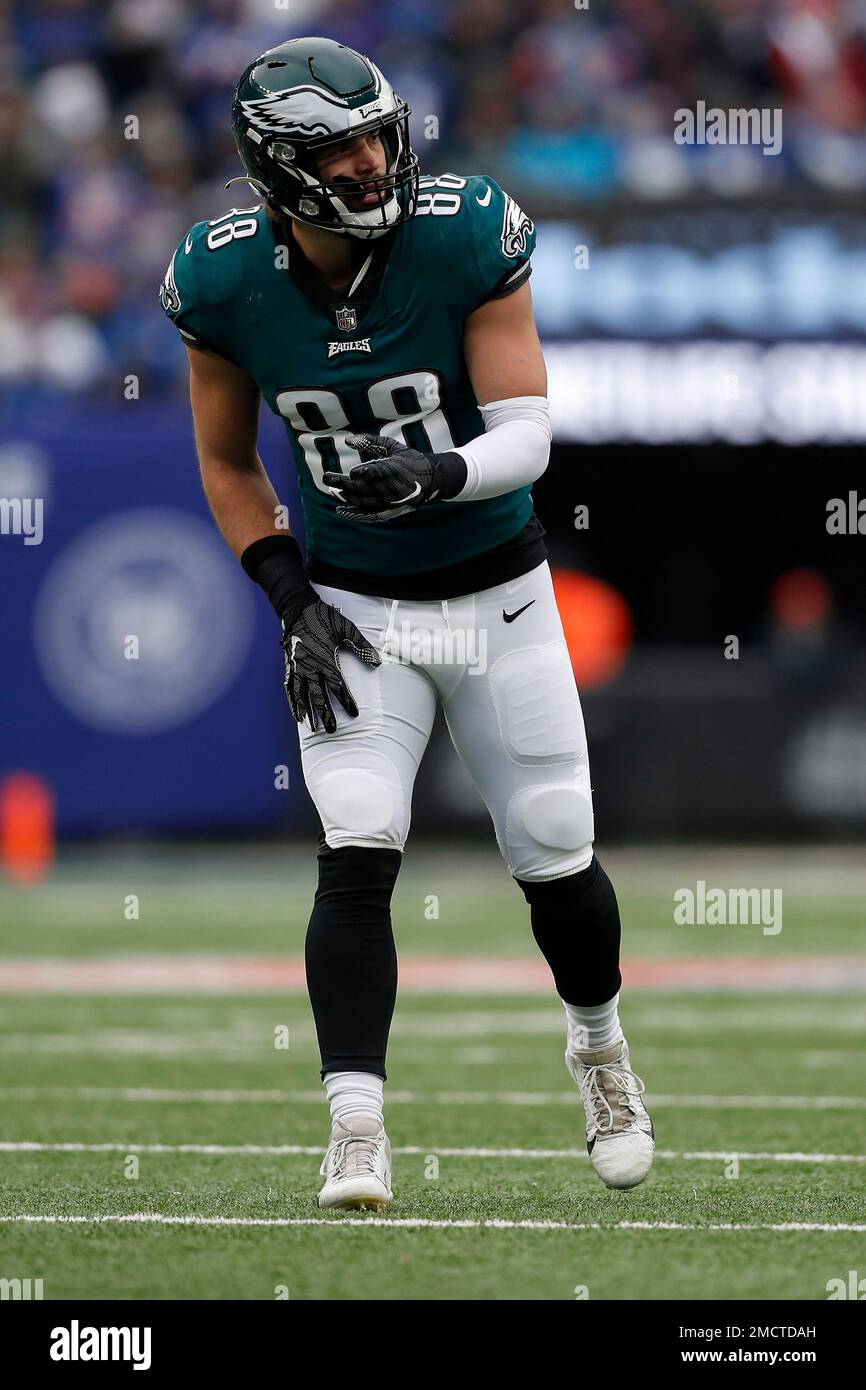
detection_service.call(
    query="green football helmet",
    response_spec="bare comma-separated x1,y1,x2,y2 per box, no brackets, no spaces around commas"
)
230,36,420,240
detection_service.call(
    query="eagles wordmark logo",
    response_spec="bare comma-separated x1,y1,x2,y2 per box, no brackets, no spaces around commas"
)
328,338,372,358
501,194,534,259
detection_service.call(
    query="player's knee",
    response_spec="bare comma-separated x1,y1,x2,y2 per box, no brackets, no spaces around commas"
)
314,766,405,850
315,839,402,903
523,784,592,850
504,777,595,880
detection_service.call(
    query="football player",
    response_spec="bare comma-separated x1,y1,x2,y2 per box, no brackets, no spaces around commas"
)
161,36,654,1210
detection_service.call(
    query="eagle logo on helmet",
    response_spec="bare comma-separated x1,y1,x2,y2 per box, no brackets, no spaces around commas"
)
500,195,535,260
240,91,334,138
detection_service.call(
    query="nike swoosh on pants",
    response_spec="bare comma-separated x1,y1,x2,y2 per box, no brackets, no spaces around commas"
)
502,600,536,623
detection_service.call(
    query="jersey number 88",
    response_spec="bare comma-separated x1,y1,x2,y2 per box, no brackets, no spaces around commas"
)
275,370,457,493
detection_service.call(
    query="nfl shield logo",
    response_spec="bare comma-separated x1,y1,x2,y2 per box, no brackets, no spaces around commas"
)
335,304,357,333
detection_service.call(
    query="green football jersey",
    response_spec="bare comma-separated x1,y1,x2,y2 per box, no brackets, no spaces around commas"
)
160,173,538,578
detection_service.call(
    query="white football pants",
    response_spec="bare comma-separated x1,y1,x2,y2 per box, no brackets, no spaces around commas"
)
299,560,595,881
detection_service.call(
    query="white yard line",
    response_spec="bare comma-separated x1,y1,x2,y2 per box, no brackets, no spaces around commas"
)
2,1212,864,1233
1,1004,863,1041
0,1085,862,1109
0,1141,863,1163
1,1032,862,1065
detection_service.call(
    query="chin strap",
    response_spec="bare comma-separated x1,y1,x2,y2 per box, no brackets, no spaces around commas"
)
224,174,401,239
224,175,269,196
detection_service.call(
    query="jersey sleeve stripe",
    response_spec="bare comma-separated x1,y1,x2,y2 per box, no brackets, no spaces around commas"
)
485,259,532,301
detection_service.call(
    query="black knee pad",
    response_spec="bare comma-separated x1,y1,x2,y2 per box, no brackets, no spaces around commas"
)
516,853,622,1006
314,838,402,906
516,853,601,908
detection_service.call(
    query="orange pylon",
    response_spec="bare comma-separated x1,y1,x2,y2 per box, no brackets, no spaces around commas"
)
0,772,55,883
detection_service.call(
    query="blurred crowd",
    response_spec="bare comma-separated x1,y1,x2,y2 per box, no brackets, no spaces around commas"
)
2,0,866,395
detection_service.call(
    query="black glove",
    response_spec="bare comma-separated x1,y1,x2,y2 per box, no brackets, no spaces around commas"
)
322,434,467,523
240,534,380,734
281,598,381,734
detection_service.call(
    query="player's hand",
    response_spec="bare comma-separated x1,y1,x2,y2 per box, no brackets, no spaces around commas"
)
322,434,465,523
280,598,380,734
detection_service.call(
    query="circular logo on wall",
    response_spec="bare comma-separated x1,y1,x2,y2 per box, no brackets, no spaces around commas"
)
34,508,254,733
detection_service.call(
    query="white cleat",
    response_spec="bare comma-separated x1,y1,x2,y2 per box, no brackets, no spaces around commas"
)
317,1116,392,1211
566,1036,655,1190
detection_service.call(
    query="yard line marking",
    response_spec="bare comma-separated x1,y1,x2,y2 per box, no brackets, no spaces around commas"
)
1,1141,864,1163
1,1005,862,1041
3,1031,862,1064
1,1085,863,1109
2,953,865,994
0,1035,862,1062
0,1033,268,1056
3,1213,865,1233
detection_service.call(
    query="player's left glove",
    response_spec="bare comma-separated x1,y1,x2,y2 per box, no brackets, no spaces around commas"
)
280,598,380,734
322,434,467,523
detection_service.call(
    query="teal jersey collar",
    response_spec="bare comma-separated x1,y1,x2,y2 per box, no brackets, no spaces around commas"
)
270,215,398,332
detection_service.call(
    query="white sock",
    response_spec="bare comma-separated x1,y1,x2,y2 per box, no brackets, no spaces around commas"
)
563,994,624,1053
324,1071,384,1131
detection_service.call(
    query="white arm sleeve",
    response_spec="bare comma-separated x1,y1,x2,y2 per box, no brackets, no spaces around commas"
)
447,395,552,502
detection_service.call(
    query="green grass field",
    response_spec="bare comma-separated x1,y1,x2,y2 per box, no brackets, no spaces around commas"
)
1,845,864,1300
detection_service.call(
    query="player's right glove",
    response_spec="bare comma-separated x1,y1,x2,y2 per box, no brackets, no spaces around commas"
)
322,433,467,522
241,534,380,734
280,598,380,734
